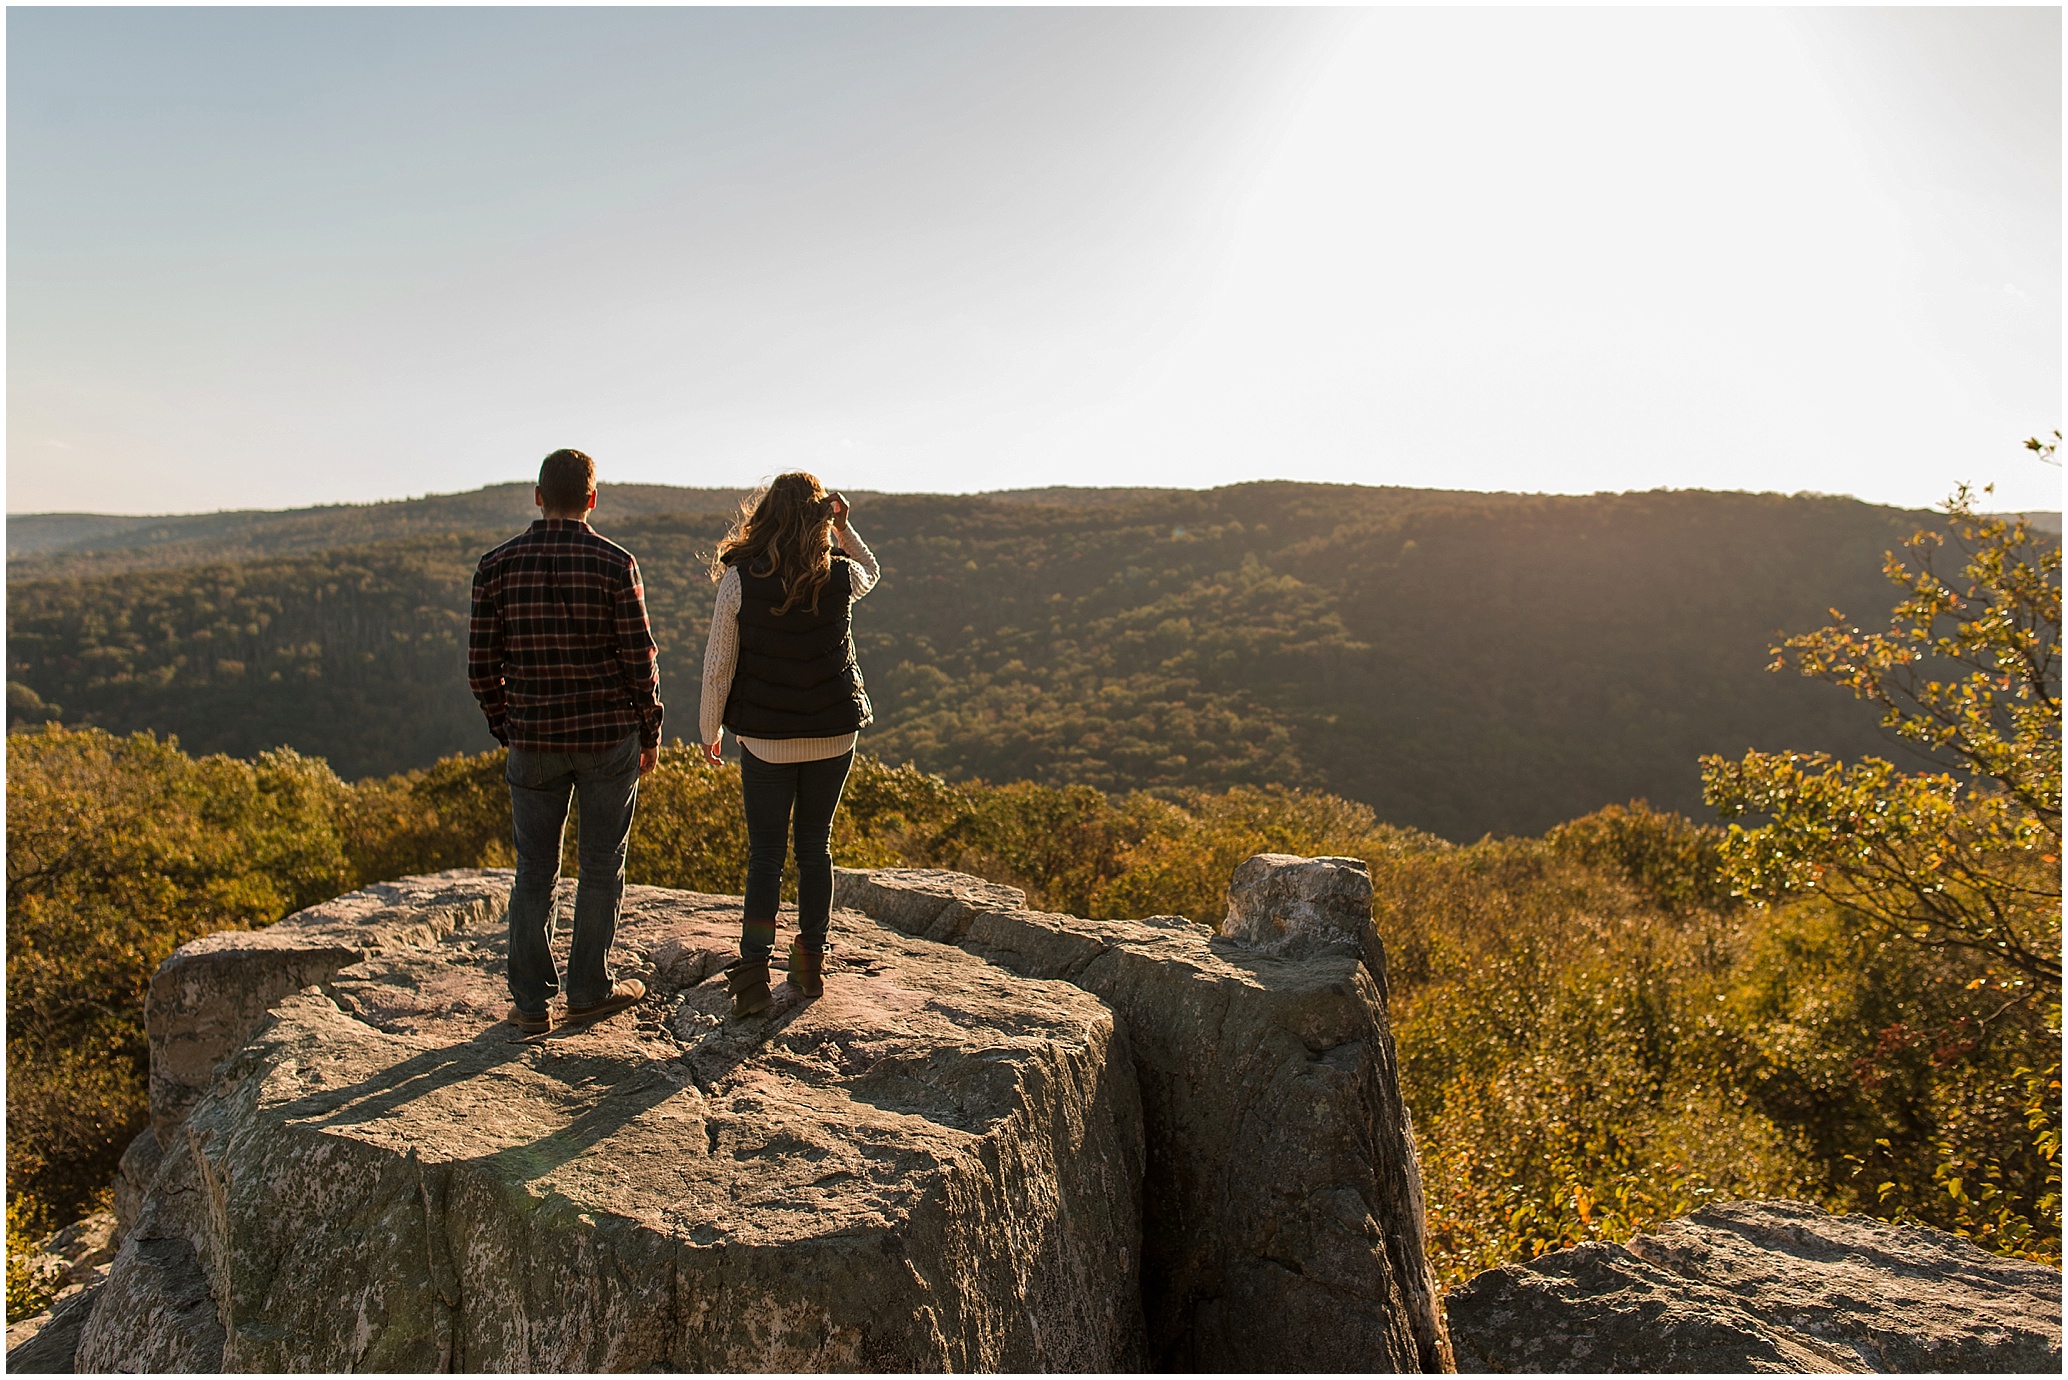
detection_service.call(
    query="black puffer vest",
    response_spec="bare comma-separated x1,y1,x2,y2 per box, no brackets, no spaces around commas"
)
722,555,874,739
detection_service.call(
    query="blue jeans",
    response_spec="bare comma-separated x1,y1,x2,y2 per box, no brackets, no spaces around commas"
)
505,730,643,1016
739,746,854,963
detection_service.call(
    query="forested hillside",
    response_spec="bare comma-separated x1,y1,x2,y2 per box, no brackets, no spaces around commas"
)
5,482,1990,838
2,480,1180,576
5,482,757,578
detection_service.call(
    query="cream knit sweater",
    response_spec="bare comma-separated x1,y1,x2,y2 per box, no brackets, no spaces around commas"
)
699,526,879,763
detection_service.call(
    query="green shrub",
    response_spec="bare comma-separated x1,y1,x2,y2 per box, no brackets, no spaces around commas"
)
626,750,751,894
1379,803,2059,1284
343,748,515,881
6,726,357,1218
6,1192,62,1323
1698,493,2061,1262
1374,821,1820,1284
1721,899,2060,1259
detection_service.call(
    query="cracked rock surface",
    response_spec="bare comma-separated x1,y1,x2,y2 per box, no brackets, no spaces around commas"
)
143,871,513,1140
1444,1200,2063,1373
78,878,1145,1372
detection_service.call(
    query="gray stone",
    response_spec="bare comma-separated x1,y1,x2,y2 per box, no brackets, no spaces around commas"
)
73,1232,225,1374
41,1211,118,1268
70,1115,235,1374
145,870,511,1136
1445,1200,2064,1373
829,866,1026,943
111,1127,164,1240
836,868,1452,1373
1222,853,1380,970
83,881,1146,1372
38,1210,120,1288
6,1278,105,1374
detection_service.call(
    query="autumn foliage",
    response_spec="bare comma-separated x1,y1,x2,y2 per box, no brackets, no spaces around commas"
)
6,488,2059,1320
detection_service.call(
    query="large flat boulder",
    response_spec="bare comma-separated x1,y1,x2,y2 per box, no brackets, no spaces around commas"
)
102,871,513,1263
80,882,1146,1372
144,870,512,1138
834,866,1452,1373
1444,1200,2064,1373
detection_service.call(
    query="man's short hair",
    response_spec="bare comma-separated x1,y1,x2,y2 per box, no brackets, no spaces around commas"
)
539,449,596,513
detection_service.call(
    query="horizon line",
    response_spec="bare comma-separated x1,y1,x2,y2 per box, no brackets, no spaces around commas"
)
11,477,2051,523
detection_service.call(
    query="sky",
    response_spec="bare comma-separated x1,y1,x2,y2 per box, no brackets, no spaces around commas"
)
7,6,2061,516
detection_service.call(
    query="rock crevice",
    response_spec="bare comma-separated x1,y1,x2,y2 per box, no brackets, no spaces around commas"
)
838,866,1452,1374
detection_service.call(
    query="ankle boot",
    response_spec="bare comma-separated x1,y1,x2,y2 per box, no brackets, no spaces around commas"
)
724,957,772,1020
789,939,826,999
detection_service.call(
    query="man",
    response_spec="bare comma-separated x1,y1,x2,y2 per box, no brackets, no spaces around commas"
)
468,448,661,1034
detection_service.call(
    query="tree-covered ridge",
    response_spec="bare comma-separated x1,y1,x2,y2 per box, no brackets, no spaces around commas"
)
7,483,1973,839
7,535,489,780
2,480,1198,577
4,482,754,578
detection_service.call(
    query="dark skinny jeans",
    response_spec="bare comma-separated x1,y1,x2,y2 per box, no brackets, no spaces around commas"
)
504,729,643,1017
739,745,854,963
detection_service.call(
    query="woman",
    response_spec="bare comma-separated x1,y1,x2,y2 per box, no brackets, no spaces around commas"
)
700,472,878,1019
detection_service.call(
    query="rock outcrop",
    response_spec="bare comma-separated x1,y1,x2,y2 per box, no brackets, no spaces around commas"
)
1444,1199,2064,1373
37,856,1453,1374
73,876,1146,1372
108,872,516,1243
29,856,2061,1377
143,872,513,1142
836,863,1452,1373
1222,852,1379,969
827,867,1029,944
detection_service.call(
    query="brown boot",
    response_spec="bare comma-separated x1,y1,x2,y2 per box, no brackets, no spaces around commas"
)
788,939,826,999
564,978,646,1022
724,957,772,1020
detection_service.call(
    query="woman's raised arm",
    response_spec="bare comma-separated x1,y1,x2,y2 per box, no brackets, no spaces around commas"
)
838,524,879,598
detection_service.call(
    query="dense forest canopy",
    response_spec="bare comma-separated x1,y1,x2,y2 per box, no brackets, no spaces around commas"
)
7,482,2012,839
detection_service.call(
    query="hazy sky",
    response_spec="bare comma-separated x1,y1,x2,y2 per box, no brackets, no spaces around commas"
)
8,6,2061,516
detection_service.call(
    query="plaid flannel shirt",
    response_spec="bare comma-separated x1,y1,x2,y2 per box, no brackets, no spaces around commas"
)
468,519,664,753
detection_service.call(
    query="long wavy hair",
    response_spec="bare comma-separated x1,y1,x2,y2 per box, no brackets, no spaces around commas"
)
709,472,838,616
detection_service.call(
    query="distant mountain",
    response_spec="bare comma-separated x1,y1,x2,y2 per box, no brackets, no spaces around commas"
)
5,512,173,555
5,482,757,577
4,481,1216,579
11,481,2020,840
